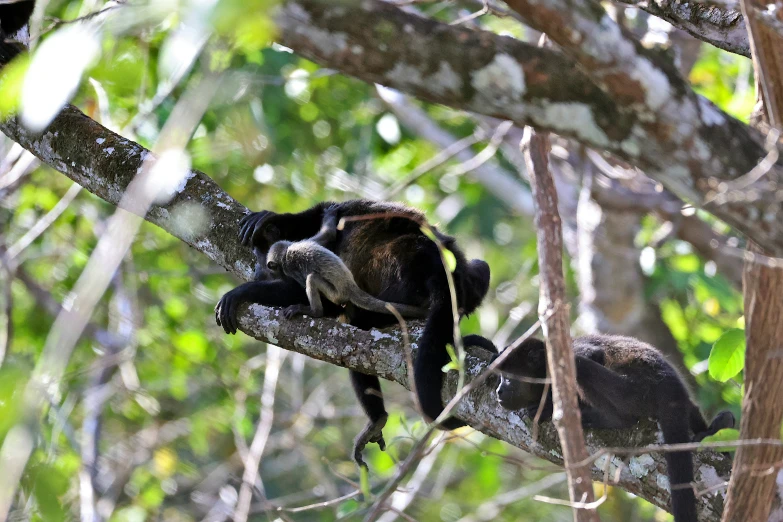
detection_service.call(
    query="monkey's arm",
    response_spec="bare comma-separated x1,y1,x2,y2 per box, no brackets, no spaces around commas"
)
240,202,332,249
216,279,307,334
309,206,339,248
216,277,343,333
573,357,644,430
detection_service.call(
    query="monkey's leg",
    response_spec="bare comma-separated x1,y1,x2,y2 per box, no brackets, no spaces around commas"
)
574,357,641,429
693,409,736,442
351,372,388,469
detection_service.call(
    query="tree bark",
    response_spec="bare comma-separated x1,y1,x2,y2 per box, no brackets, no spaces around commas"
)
274,0,783,255
524,126,600,521
720,0,783,517
720,241,783,522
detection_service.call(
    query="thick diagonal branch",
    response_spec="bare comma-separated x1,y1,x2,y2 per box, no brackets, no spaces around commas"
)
275,0,783,254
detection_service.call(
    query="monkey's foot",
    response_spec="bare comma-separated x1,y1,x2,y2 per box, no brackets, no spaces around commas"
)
352,413,388,469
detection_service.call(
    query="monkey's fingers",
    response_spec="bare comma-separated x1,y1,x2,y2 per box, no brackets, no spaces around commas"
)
214,301,223,327
239,211,275,245
352,416,388,468
374,434,386,452
215,293,238,334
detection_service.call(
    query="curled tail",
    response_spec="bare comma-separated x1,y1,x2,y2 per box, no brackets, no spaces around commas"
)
659,405,698,522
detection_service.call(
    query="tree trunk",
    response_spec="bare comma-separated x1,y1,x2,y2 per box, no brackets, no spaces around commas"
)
720,0,783,518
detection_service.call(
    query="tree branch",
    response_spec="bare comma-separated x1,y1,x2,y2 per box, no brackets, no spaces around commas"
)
0,106,255,280
274,0,783,255
235,303,732,521
617,0,749,57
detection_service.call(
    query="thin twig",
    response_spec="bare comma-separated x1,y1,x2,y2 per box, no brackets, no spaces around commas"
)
6,183,81,260
233,346,287,522
381,131,484,200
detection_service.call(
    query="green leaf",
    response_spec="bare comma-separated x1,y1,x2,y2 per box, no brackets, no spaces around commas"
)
442,343,460,372
708,329,746,382
174,330,209,363
337,499,361,517
0,53,29,118
700,428,740,453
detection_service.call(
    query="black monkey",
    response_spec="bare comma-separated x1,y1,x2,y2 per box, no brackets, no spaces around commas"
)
0,0,33,62
215,200,491,466
0,0,34,36
264,208,428,319
492,334,735,522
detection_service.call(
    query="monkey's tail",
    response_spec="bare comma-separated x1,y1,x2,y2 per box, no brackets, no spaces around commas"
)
414,289,467,430
351,291,428,319
659,396,698,522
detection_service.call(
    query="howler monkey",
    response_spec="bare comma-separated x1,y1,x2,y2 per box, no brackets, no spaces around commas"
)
492,334,735,522
0,0,34,62
215,200,491,466
265,207,428,320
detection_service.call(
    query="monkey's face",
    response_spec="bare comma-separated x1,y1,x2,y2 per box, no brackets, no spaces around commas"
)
252,246,270,280
265,241,290,277
494,339,548,411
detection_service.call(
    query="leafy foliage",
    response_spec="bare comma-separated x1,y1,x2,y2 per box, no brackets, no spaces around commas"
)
0,1,751,520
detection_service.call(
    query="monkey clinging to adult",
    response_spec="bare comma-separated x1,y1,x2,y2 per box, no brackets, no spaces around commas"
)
215,200,492,467
264,206,428,320
493,334,735,522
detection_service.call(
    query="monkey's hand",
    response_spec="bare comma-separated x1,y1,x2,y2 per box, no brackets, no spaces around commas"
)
215,283,254,334
239,210,282,247
282,304,308,320
352,413,388,469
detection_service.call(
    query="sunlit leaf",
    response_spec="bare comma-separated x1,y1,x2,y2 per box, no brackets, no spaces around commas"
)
708,329,746,382
0,53,30,118
442,343,460,372
153,447,177,478
700,428,739,453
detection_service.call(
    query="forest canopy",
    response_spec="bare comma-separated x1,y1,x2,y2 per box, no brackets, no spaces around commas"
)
0,0,781,521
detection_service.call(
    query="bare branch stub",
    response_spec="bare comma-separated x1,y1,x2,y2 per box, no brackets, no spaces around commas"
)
523,125,599,522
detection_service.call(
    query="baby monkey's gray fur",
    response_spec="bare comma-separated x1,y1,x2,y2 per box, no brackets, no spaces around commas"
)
266,208,428,320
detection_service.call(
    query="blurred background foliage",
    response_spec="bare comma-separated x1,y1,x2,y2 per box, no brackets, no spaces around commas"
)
0,0,753,520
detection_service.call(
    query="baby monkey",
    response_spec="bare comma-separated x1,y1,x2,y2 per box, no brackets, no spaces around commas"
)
266,207,429,320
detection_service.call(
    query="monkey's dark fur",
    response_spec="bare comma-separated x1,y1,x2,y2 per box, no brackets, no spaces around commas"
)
492,334,735,522
215,200,491,466
0,0,34,62
265,208,428,320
